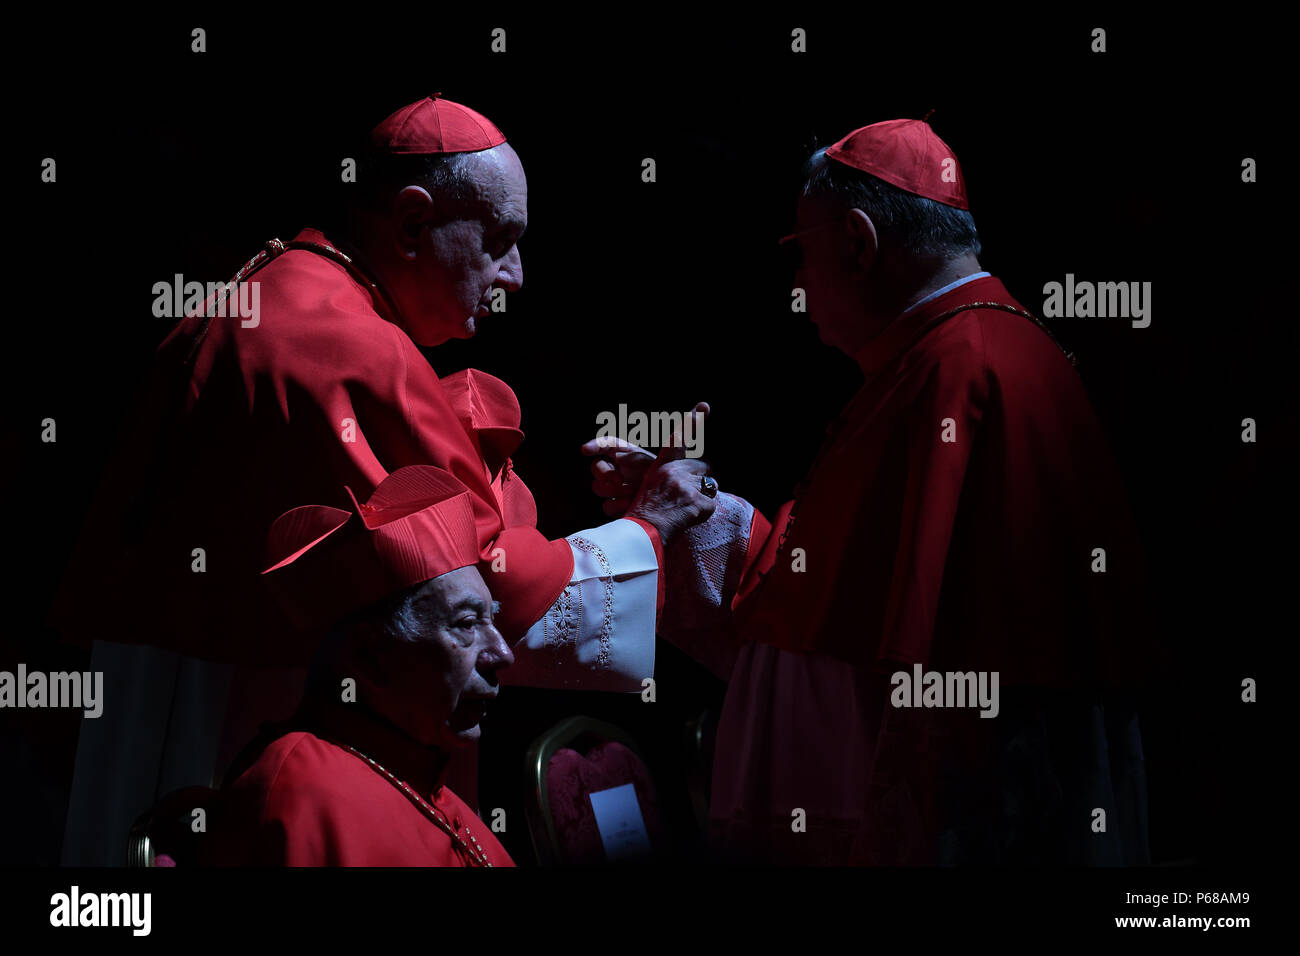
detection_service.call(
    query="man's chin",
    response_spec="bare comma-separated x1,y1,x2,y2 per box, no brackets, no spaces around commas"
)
406,317,476,347
810,317,838,345
444,714,483,747
811,321,855,357
446,724,481,747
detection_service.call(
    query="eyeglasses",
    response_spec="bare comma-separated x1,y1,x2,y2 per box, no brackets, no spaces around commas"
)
777,219,839,271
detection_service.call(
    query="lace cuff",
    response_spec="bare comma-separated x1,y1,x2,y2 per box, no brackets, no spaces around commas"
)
660,492,755,679
503,519,658,692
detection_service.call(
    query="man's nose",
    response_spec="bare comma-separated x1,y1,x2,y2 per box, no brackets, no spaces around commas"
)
498,245,523,294
482,622,515,671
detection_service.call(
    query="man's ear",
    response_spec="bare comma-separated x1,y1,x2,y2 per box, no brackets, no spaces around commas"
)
845,208,878,273
392,185,435,260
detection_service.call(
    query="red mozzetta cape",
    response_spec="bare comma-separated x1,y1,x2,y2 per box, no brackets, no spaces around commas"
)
202,699,514,867
732,275,1155,689
55,229,572,664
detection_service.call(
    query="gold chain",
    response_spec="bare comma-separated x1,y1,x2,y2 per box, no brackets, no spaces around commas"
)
339,744,494,867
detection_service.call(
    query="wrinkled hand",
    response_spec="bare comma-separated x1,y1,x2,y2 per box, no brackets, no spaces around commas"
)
580,403,714,543
626,457,715,545
581,402,710,517
580,436,656,515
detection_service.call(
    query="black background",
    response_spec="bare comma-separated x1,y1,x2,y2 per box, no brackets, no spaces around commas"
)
3,10,1286,875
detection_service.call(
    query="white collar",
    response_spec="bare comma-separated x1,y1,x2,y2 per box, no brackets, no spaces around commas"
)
900,271,991,317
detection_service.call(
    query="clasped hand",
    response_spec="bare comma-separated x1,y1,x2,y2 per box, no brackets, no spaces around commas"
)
579,402,715,544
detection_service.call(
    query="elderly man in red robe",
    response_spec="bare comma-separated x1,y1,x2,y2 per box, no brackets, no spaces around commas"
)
54,95,714,864
589,119,1156,865
205,466,517,867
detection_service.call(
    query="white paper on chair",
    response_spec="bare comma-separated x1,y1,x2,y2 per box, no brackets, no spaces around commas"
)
588,783,652,861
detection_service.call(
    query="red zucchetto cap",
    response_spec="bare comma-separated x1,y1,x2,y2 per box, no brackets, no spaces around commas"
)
369,94,507,155
825,118,969,210
262,465,481,634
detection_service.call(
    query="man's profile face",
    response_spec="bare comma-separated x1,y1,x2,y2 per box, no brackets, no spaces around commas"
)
401,144,528,346
793,192,868,357
369,565,514,750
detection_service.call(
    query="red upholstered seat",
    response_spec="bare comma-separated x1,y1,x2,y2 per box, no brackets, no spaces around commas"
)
525,717,666,866
545,741,663,865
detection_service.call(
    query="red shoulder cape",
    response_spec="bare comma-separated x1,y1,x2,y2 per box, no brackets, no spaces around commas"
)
53,229,571,663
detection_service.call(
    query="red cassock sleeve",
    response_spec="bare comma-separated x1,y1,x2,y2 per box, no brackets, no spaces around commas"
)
50,237,573,664
733,501,783,607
